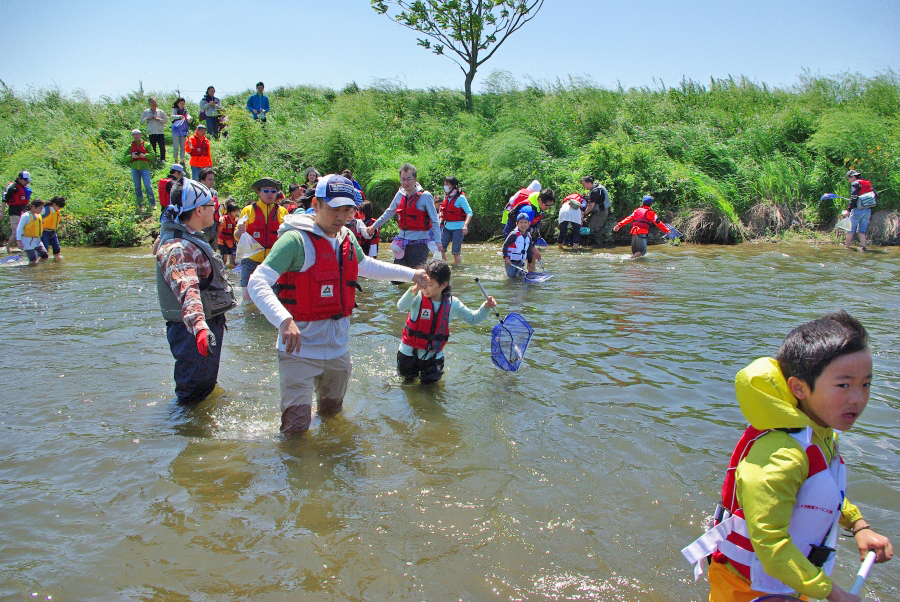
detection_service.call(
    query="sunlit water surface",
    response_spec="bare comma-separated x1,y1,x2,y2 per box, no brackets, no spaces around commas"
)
0,242,897,601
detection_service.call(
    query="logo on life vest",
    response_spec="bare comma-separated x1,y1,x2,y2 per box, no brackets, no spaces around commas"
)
421,308,431,320
321,284,334,298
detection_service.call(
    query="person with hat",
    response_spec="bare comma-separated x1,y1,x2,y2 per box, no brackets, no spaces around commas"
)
842,170,874,252
235,178,289,304
2,170,33,253
366,163,442,276
156,179,237,405
184,124,212,180
247,174,428,435
158,164,185,211
128,129,156,211
502,212,536,277
613,195,670,259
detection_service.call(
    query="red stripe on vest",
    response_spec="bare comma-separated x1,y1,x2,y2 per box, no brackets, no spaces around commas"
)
806,445,828,478
401,292,452,352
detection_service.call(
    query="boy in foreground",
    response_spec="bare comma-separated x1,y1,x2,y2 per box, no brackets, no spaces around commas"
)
682,311,892,601
248,175,427,434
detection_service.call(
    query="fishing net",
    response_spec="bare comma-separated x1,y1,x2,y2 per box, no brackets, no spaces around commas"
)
525,272,553,283
490,312,534,371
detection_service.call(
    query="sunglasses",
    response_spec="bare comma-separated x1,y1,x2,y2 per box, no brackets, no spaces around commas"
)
260,188,279,194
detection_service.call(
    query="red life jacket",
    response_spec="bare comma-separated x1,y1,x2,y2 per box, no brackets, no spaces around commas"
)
396,191,431,232
246,203,282,250
504,188,531,212
158,178,172,208
189,136,210,157
858,179,873,195
218,214,237,246
630,207,658,235
440,192,467,223
275,231,360,322
130,140,149,163
401,291,452,352
3,182,29,207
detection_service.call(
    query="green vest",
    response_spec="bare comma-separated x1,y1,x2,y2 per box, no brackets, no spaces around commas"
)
156,220,237,322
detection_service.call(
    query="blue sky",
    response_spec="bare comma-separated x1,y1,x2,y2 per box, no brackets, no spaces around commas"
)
1,0,897,100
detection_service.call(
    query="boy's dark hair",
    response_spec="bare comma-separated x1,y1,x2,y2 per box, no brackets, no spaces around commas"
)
581,175,594,184
424,259,452,295
225,199,239,213
358,200,373,220
30,199,44,208
288,184,300,195
539,188,555,202
49,196,66,208
341,169,353,178
776,310,869,391
198,167,214,183
256,81,264,88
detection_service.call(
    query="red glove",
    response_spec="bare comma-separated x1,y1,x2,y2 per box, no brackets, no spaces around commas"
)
196,329,217,356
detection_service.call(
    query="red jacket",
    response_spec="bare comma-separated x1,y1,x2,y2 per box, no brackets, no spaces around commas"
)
616,206,670,236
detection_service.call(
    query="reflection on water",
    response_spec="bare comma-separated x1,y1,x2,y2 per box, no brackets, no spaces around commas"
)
0,243,897,600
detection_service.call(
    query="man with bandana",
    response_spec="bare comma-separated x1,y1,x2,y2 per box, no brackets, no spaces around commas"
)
156,179,237,405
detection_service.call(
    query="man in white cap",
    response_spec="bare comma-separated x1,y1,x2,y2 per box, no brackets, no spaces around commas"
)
248,174,428,434
3,170,32,253
156,179,237,405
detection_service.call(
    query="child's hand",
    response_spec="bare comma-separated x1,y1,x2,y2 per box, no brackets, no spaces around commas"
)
613,224,620,232
854,526,894,563
409,282,420,294
504,257,511,265
484,296,497,309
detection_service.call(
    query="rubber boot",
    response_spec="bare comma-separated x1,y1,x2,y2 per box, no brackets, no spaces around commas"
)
280,404,312,435
316,397,343,416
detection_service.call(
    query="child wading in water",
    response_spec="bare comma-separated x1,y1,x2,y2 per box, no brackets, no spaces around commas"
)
397,260,497,383
682,311,892,602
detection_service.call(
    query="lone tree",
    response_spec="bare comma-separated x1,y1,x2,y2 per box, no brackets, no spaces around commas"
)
372,0,544,111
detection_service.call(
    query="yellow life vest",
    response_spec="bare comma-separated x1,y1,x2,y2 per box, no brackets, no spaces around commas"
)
43,208,61,230
22,213,43,238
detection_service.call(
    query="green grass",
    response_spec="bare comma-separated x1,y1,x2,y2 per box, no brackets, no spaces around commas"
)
1,70,898,246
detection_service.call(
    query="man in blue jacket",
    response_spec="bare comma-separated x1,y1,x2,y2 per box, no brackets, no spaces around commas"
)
247,82,270,122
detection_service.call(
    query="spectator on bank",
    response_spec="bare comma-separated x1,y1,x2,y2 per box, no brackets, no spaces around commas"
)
128,129,156,211
247,82,269,122
199,86,221,139
2,170,32,253
171,98,191,166
185,124,212,180
140,97,168,164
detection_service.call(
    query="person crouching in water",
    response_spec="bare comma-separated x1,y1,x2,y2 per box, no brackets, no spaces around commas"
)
613,195,670,259
502,212,534,277
156,180,237,405
682,311,892,601
247,174,429,435
16,199,49,264
397,260,497,383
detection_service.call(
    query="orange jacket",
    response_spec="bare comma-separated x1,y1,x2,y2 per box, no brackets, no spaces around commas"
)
185,134,212,168
616,206,669,236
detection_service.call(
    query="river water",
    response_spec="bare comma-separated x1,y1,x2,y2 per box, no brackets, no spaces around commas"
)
0,242,897,601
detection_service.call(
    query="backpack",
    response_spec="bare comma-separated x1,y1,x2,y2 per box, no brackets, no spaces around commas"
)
2,182,14,203
858,192,876,209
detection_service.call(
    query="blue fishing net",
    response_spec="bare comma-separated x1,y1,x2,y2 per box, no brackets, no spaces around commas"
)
525,272,553,283
490,312,534,372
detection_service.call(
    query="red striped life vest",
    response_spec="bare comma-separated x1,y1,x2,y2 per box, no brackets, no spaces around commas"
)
401,292,452,352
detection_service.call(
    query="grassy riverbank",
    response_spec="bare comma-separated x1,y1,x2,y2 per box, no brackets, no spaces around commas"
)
1,70,898,246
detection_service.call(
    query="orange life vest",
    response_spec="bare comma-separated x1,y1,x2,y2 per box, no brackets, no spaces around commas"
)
218,214,237,247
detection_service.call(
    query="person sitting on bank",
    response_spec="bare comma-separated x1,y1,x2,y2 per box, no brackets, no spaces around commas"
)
502,212,535,278
156,179,237,405
367,163,442,276
246,174,428,435
16,199,49,265
235,178,288,304
613,195,670,259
